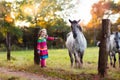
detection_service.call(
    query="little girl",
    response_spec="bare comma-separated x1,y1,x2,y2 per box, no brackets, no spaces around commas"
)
37,29,57,68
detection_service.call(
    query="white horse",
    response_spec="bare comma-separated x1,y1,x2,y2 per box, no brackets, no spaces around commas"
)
109,32,120,68
66,19,87,68
97,32,120,68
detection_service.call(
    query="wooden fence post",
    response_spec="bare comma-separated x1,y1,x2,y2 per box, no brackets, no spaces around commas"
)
34,27,40,65
98,19,111,77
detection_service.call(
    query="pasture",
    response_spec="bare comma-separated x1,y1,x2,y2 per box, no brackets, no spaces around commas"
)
0,47,120,80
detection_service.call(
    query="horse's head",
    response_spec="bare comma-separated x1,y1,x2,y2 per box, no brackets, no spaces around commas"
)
114,32,120,52
69,19,82,38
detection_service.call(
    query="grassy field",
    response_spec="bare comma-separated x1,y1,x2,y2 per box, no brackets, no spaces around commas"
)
0,47,120,80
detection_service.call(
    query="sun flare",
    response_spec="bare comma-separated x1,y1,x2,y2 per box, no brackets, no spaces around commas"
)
68,0,99,25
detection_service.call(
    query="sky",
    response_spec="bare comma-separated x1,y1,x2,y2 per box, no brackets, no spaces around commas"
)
67,0,99,25
65,0,119,25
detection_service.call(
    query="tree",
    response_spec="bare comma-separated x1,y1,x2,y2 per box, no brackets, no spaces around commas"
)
47,18,70,48
0,1,23,60
87,0,120,45
110,1,120,31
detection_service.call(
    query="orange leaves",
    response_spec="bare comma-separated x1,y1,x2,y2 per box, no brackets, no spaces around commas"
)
5,14,13,23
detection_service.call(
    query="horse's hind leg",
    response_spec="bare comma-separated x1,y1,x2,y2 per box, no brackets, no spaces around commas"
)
109,52,113,66
68,51,74,67
118,53,120,68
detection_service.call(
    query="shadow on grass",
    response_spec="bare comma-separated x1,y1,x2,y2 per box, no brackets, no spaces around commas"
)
20,64,115,80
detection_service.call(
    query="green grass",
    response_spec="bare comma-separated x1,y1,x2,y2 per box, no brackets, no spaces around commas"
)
0,47,120,80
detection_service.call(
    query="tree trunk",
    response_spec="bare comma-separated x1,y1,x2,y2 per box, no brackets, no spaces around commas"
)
98,19,111,77
34,27,40,65
6,32,11,60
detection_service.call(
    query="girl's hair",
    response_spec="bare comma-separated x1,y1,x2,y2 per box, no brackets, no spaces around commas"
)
38,29,47,37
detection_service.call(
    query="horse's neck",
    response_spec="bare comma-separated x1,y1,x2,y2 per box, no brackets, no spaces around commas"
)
73,29,87,52
75,29,83,42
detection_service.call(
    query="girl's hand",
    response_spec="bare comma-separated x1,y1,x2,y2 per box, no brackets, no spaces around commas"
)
54,37,59,40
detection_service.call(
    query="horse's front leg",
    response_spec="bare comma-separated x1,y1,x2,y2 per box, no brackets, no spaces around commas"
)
74,52,81,68
78,52,83,68
113,53,116,68
80,52,84,64
68,51,74,68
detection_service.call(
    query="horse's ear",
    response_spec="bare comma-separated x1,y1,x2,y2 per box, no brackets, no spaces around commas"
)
77,19,81,23
69,19,72,23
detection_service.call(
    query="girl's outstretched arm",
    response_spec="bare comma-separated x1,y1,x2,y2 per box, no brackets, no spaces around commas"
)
47,36,55,41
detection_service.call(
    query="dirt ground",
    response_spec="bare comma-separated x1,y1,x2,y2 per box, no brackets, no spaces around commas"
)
0,67,63,80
